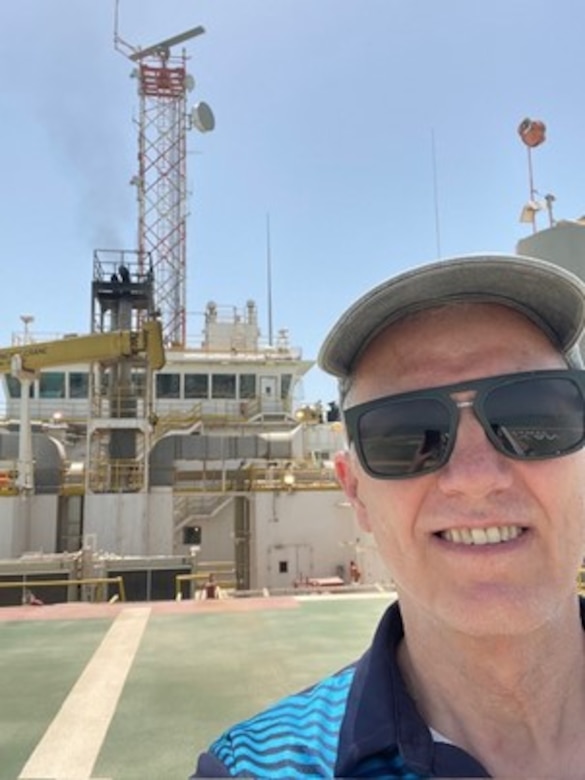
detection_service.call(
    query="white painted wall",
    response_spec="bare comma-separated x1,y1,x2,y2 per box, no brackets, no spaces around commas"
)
0,482,390,590
28,495,58,553
85,492,173,556
250,489,386,590
0,495,59,558
173,488,391,590
85,493,144,554
185,501,236,563
0,498,26,558
147,488,174,554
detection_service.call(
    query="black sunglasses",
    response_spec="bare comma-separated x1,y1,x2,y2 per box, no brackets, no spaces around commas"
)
343,370,585,479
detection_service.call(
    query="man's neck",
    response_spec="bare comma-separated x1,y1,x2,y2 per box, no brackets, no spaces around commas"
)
397,597,585,778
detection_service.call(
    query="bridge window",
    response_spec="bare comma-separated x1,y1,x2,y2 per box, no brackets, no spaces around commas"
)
212,373,236,399
281,374,293,399
69,372,89,399
131,370,145,398
239,374,256,399
5,376,34,399
156,373,180,399
40,372,65,399
185,373,208,399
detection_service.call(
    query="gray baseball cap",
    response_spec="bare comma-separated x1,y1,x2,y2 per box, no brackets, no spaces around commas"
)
318,253,585,377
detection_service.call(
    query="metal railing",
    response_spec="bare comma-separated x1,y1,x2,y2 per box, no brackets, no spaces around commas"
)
0,575,126,603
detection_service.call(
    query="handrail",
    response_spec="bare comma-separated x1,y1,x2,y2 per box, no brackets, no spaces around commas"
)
0,576,126,602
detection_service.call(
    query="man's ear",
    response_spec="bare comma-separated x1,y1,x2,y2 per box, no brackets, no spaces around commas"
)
334,450,372,532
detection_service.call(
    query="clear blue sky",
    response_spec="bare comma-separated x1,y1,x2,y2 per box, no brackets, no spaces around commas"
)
2,0,585,406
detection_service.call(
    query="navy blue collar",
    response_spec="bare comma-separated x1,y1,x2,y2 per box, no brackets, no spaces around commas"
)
334,598,585,777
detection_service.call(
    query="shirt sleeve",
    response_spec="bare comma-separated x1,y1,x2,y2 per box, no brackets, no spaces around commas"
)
189,750,233,778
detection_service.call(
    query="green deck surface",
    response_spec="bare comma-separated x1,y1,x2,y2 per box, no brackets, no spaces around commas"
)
1,595,392,779
1,620,113,779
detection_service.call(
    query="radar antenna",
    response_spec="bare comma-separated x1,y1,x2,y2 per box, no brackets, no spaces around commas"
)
129,26,206,62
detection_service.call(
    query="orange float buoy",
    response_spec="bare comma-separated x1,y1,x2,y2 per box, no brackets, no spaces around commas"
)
518,118,546,148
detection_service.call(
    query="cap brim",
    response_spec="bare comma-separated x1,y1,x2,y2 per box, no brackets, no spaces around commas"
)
318,254,585,377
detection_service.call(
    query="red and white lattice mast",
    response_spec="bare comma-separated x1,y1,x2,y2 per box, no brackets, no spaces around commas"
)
115,6,215,346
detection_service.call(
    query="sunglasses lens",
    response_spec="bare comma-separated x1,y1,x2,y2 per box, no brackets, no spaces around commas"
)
357,398,451,477
484,377,585,458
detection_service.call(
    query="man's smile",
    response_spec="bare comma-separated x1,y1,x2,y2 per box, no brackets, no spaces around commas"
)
438,525,526,545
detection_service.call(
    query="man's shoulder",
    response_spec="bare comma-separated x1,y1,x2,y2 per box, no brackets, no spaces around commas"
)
200,663,358,778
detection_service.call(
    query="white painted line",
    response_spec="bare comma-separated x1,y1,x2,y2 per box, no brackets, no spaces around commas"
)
19,606,151,780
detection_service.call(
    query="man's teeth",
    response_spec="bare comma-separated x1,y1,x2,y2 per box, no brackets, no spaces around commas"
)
440,526,523,545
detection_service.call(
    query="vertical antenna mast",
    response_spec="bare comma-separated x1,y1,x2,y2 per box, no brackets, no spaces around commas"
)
431,129,442,258
114,3,215,346
266,214,274,347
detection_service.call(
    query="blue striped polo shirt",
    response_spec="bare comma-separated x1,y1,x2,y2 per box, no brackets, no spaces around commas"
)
194,599,585,777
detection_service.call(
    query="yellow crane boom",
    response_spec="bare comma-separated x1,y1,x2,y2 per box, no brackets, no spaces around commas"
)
0,320,165,375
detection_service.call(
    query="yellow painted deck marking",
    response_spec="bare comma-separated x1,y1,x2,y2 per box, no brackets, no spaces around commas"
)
19,606,151,780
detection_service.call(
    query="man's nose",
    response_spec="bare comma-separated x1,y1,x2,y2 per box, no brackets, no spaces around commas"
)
437,405,514,496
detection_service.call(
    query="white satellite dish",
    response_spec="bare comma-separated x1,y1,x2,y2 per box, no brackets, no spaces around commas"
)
191,102,215,133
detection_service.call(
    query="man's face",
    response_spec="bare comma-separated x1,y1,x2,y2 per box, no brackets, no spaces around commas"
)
335,303,585,636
